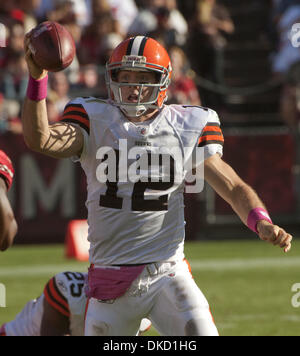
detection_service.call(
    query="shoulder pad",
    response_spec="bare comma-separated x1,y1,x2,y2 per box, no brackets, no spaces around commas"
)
168,104,220,132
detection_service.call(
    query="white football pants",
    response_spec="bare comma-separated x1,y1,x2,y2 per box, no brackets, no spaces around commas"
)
84,259,219,336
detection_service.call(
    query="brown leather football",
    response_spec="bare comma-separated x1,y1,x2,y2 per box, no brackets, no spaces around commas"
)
29,21,75,72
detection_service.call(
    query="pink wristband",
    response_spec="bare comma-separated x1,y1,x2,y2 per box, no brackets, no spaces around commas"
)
247,208,272,234
26,74,48,101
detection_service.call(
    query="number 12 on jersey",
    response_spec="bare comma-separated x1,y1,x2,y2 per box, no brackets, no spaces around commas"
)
99,150,175,211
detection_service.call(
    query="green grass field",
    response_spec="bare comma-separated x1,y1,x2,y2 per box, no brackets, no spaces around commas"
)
1,239,300,336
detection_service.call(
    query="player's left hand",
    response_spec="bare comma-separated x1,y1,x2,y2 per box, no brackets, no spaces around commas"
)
257,220,292,253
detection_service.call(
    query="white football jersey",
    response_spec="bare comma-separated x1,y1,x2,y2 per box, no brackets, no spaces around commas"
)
3,297,44,336
2,271,151,336
61,100,224,265
3,271,86,336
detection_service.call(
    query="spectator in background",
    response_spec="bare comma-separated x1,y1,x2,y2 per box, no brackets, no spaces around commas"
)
147,29,167,48
80,64,99,94
13,0,40,33
270,2,300,218
280,61,300,130
66,0,90,28
34,0,55,22
78,1,120,65
1,9,31,69
100,32,124,65
167,46,201,105
0,92,23,135
85,0,123,35
1,51,28,104
127,0,159,35
46,0,89,28
106,0,138,36
278,59,300,218
128,0,188,47
0,2,23,30
62,21,82,86
270,4,300,130
164,0,188,46
0,1,16,19
0,22,9,68
47,0,76,24
7,21,26,54
270,3,300,76
272,0,300,21
187,0,234,108
84,0,138,36
70,64,101,98
89,0,112,20
48,72,70,114
187,0,234,82
148,6,179,48
0,43,28,135
0,93,7,133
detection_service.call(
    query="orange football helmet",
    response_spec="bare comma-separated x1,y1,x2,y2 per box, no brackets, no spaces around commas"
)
106,36,172,117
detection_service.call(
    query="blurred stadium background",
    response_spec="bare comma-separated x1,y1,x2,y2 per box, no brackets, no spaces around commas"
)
0,0,300,336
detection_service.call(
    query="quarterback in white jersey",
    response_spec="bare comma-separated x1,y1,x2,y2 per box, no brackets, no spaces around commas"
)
0,271,151,336
60,98,223,265
22,35,292,336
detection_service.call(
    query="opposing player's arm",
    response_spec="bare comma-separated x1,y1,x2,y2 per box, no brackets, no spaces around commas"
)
0,178,17,251
22,32,84,159
204,154,292,252
40,296,70,336
0,152,17,251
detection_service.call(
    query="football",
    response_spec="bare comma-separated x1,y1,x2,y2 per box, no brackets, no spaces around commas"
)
29,21,75,72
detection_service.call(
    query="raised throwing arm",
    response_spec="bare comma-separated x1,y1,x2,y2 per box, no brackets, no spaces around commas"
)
22,32,84,159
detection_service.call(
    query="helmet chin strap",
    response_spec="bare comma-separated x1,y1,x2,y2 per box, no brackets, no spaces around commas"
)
120,104,148,117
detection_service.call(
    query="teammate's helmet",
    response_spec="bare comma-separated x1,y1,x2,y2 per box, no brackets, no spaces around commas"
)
106,36,172,117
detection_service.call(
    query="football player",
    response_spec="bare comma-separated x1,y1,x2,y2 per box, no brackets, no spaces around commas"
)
0,150,17,251
0,271,152,336
22,35,292,336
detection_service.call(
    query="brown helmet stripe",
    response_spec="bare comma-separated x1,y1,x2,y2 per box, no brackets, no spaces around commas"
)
138,37,148,56
126,37,134,55
126,36,148,56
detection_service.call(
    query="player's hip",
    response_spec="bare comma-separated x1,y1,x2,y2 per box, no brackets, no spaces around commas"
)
85,258,190,302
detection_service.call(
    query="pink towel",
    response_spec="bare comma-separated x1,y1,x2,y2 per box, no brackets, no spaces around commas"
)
85,265,145,300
